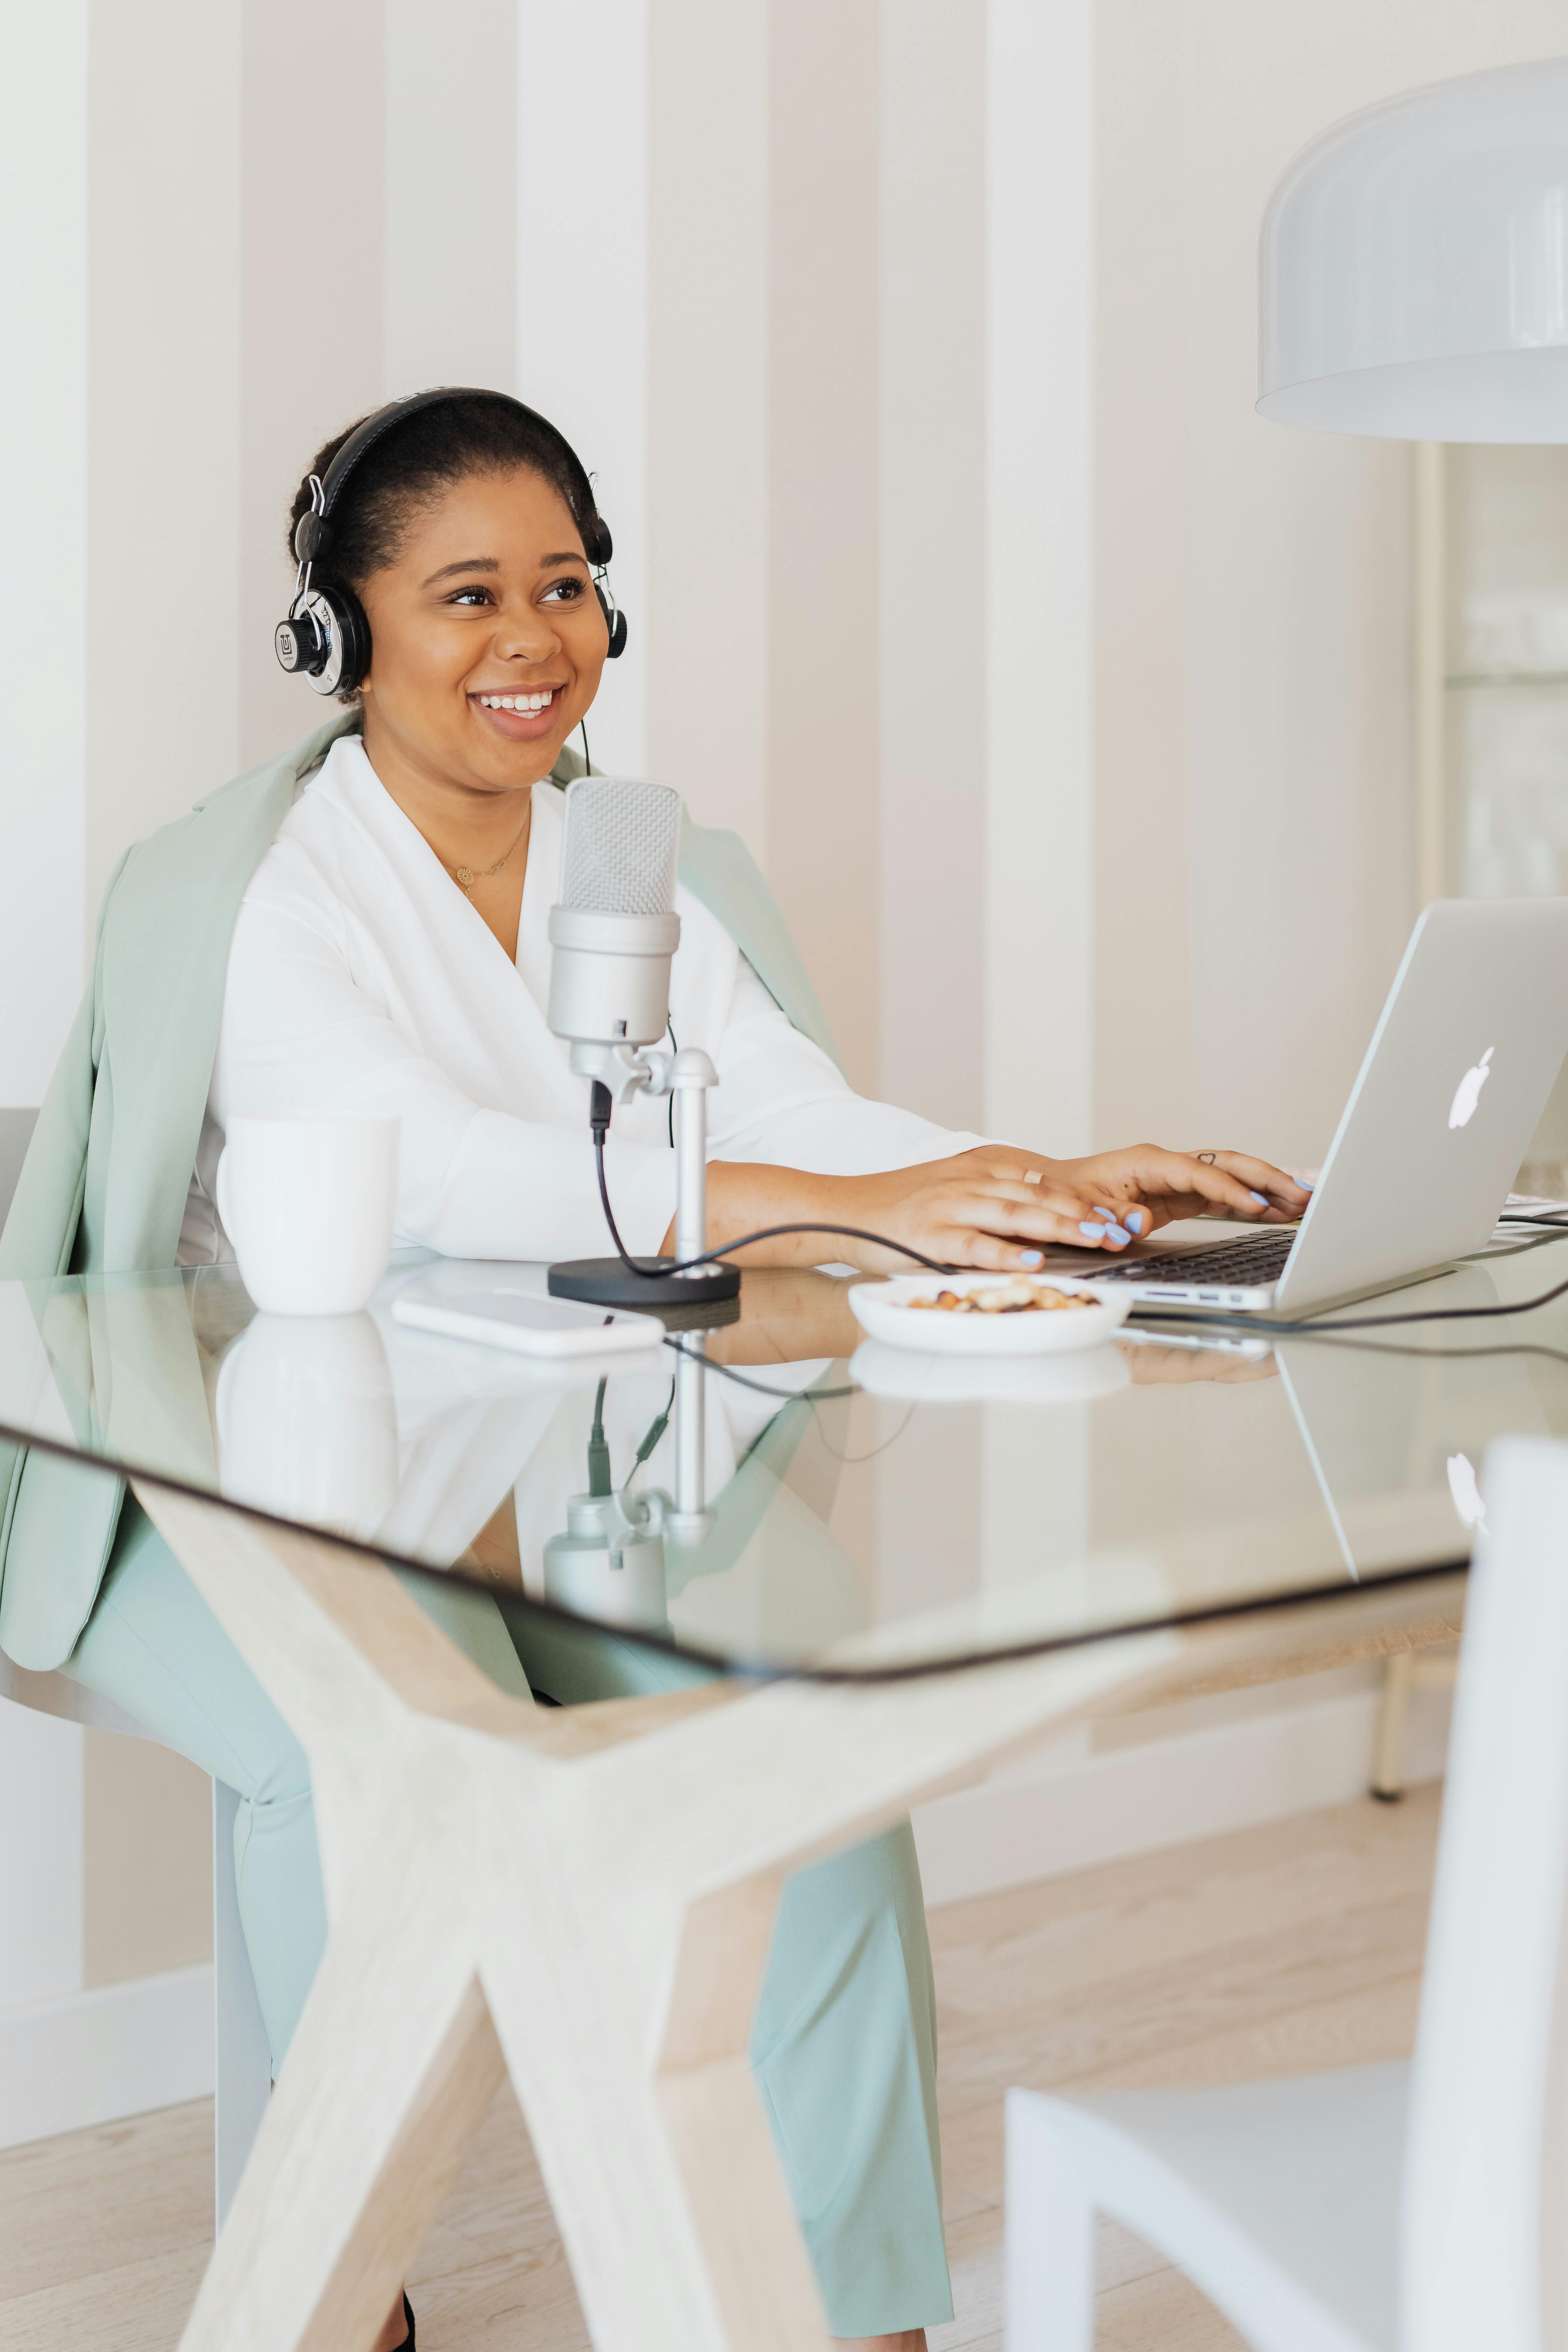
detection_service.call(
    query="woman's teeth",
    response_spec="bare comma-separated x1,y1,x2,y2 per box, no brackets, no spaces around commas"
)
478,690,554,712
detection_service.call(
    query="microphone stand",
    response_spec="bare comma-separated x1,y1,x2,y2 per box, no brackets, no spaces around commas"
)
548,1040,742,1311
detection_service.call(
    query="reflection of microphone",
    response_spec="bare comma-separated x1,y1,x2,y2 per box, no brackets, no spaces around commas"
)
546,776,740,1314
541,1363,708,1630
544,1489,671,1630
547,777,682,1069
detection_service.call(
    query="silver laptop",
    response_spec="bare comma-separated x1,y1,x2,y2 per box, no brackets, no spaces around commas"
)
1082,897,1568,1317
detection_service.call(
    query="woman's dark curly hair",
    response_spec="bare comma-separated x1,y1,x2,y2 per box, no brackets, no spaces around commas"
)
286,389,603,628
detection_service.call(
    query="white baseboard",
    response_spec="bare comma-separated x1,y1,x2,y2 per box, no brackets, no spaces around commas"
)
914,1676,1452,1908
0,1962,213,2150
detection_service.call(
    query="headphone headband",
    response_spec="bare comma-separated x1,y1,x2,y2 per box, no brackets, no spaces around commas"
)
291,387,611,568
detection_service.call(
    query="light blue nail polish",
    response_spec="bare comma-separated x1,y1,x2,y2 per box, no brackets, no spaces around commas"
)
1104,1227,1131,1247
1092,1205,1120,1220
1080,1222,1107,1240
1019,1249,1043,1267
1124,1209,1146,1234
1299,1178,1315,1189
1249,1190,1269,1207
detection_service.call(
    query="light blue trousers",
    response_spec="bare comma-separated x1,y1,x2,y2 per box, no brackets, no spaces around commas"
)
61,1503,953,2337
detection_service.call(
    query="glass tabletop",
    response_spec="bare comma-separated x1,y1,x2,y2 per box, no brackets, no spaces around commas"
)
2,1227,1558,1682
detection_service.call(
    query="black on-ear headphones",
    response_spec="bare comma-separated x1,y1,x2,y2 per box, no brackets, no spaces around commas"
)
274,386,629,695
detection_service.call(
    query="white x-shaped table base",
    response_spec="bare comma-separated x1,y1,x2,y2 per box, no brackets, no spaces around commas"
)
134,1482,1462,2352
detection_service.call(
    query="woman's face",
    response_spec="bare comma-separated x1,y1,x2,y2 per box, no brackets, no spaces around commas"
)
356,464,608,793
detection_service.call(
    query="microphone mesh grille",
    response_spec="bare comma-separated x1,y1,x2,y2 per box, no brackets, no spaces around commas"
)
558,778,682,916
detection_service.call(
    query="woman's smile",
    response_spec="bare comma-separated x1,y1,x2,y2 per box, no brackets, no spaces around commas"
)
468,685,567,742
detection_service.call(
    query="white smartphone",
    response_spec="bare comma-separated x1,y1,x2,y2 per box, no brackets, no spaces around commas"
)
391,1286,665,1358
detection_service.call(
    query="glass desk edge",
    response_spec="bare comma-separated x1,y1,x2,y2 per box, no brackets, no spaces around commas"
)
0,1412,1473,1689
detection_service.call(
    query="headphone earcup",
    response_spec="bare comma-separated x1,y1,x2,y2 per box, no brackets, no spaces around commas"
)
328,584,373,693
299,584,372,695
595,584,629,661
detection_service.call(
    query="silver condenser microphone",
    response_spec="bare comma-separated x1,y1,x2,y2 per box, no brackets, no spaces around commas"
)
547,777,682,1069
546,775,739,1319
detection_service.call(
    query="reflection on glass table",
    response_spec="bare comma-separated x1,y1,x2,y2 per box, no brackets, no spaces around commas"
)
6,1237,1568,1679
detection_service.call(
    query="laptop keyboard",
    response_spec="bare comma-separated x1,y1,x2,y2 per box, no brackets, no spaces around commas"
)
1093,1230,1296,1288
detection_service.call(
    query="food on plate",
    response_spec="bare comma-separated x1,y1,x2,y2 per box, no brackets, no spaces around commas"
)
907,1280,1098,1315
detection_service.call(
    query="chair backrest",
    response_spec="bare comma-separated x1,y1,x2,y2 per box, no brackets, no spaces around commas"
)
1402,1434,1568,2352
0,1107,39,1228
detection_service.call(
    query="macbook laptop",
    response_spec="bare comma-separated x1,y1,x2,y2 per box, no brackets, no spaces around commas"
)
1078,897,1568,1317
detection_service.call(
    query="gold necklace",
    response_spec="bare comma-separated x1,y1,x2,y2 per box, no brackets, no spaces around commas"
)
442,810,532,898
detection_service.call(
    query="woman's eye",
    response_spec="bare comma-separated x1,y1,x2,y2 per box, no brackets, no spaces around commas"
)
541,578,586,604
447,586,493,607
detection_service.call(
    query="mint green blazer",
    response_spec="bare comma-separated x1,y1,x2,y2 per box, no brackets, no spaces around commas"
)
0,712,839,1668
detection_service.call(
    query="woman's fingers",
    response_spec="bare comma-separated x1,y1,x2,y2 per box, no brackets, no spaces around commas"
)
1060,1144,1312,1227
963,1179,1139,1248
860,1174,1148,1273
946,1227,1041,1272
932,1182,1140,1265
1206,1150,1312,1214
1115,1149,1295,1223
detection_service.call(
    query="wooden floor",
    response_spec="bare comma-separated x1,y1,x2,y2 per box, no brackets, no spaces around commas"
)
0,1787,1440,2351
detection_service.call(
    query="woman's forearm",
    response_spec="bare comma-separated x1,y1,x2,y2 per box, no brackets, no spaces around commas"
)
659,1161,875,1267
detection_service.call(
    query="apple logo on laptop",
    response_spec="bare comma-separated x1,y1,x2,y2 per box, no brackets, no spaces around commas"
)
1447,1046,1494,1130
1447,1451,1486,1532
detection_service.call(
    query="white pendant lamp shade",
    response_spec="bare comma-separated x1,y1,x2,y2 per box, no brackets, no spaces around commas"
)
1259,58,1568,441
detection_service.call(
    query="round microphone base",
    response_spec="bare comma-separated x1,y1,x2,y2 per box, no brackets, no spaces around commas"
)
548,1256,742,1312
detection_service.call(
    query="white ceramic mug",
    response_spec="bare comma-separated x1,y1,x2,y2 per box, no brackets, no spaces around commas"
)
216,1114,400,1316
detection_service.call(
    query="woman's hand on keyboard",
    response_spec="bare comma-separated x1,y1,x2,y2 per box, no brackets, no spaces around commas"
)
961,1145,1313,1236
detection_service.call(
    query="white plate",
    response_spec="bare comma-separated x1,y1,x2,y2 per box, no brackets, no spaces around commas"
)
850,1339,1130,1404
847,1272,1132,1354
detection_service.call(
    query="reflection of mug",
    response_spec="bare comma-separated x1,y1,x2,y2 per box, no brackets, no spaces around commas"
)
216,1114,399,1315
216,1311,398,1536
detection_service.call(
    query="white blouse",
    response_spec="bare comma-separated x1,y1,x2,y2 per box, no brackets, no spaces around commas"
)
180,734,979,1267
